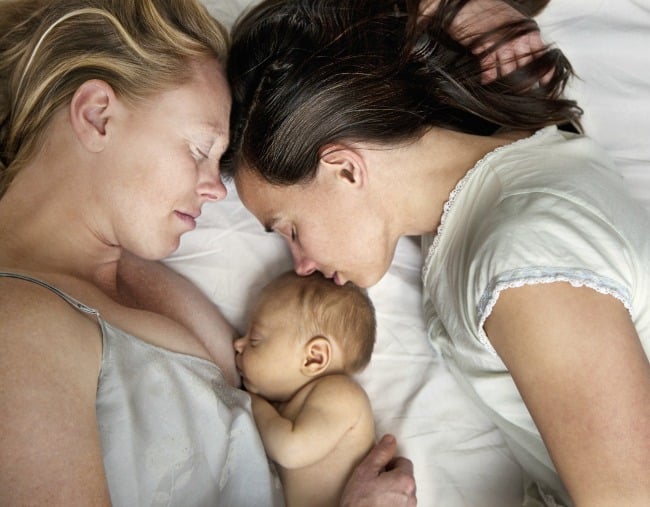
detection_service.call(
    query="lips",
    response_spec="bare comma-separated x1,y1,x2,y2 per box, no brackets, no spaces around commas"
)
332,272,345,286
175,210,199,229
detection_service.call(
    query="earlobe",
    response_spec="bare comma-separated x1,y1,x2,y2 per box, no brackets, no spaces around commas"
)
319,143,367,188
69,79,115,153
301,336,332,376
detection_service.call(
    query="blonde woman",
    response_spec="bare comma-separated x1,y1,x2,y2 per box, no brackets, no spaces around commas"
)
0,0,279,504
0,0,422,504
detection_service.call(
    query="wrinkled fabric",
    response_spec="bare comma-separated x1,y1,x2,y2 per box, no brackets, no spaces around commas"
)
421,127,650,505
0,272,284,507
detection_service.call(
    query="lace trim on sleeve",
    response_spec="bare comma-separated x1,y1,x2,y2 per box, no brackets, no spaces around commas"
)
476,267,632,356
422,127,552,281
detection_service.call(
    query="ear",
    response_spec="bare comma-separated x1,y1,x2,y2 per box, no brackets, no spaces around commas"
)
318,143,368,188
69,79,115,153
300,336,332,377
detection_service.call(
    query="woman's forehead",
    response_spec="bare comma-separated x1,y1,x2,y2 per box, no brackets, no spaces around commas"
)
235,169,296,217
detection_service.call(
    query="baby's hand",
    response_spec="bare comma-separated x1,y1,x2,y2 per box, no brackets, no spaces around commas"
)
419,0,551,84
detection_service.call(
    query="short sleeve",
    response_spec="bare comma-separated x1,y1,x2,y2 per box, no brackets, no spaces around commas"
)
470,190,635,355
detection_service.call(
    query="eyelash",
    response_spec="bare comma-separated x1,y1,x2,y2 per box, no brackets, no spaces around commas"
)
192,147,209,160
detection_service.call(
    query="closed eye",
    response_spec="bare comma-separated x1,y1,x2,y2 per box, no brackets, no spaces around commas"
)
263,223,296,243
191,146,209,160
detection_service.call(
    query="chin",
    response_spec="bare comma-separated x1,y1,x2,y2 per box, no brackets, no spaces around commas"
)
354,269,388,289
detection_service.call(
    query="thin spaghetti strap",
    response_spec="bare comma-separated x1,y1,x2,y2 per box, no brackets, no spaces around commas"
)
0,272,99,315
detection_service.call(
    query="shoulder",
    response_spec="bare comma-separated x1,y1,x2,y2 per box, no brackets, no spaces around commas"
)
313,373,365,391
468,145,646,286
0,275,102,373
308,374,371,411
0,275,108,502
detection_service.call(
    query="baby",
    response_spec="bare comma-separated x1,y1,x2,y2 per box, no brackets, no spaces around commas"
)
234,271,376,507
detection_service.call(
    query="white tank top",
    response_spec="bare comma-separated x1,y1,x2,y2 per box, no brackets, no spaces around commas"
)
0,272,284,507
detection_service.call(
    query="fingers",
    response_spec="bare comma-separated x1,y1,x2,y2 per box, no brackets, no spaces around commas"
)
418,0,440,18
341,435,417,507
386,456,414,476
386,456,417,503
363,434,398,475
496,45,517,78
480,51,499,84
479,31,554,85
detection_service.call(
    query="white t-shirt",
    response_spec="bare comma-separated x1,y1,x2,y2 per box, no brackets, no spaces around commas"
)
421,126,650,504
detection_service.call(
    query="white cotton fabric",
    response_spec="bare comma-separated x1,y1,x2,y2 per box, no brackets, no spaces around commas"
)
421,126,650,503
97,319,284,507
0,273,284,507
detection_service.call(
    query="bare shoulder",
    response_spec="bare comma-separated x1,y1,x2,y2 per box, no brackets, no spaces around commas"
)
0,274,102,380
0,276,109,503
308,374,372,413
0,274,102,332
313,373,367,393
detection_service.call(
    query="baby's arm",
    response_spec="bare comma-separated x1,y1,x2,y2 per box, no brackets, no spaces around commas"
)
251,375,371,469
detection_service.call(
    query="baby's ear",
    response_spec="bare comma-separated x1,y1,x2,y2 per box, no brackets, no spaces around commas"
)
301,336,332,376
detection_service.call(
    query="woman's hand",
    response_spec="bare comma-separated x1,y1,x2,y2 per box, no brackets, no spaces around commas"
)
419,0,550,84
340,434,417,507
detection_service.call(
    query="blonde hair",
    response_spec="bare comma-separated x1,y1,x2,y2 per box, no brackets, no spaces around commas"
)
259,271,376,373
0,0,229,196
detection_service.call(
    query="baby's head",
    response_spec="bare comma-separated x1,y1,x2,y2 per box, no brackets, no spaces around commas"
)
234,271,376,400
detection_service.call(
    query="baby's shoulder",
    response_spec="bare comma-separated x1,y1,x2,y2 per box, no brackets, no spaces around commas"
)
313,373,363,389
309,374,371,409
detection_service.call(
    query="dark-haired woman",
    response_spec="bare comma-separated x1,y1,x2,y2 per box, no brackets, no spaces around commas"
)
223,0,650,504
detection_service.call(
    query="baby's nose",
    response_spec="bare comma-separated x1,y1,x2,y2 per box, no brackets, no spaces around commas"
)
233,336,246,353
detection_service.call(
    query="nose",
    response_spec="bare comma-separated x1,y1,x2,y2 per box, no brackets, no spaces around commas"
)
292,248,317,276
233,335,246,354
197,160,228,202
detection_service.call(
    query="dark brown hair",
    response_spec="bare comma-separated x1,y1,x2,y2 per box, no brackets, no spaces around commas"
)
223,0,581,184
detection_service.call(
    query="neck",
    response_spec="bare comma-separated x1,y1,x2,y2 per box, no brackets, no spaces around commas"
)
0,162,122,289
382,128,515,237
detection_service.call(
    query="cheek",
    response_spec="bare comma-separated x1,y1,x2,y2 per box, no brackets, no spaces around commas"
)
242,350,264,376
301,216,350,254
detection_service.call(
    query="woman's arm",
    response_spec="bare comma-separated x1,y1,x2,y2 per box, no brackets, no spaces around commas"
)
0,279,111,505
117,251,239,386
485,282,650,506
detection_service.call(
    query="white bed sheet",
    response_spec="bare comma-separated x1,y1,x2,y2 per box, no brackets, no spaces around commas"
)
167,2,650,505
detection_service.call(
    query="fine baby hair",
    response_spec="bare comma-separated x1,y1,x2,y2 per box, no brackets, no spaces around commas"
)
257,270,376,373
